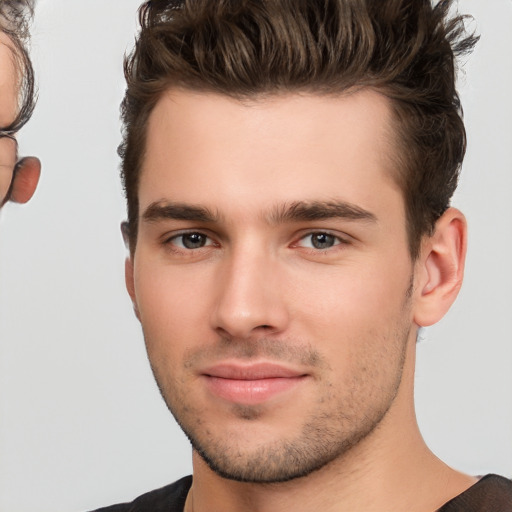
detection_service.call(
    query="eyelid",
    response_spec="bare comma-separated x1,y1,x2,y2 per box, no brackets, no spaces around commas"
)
292,230,350,248
162,229,218,250
162,228,209,241
158,227,352,253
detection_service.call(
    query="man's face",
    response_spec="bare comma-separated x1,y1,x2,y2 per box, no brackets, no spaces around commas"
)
0,31,39,207
0,32,19,203
127,89,420,482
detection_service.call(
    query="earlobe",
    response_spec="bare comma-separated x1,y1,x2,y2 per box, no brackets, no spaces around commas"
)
121,222,141,320
413,208,467,327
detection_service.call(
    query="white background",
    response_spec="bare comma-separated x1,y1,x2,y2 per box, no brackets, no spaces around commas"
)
0,1,510,511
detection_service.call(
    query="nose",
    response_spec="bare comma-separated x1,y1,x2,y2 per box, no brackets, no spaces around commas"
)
210,247,289,339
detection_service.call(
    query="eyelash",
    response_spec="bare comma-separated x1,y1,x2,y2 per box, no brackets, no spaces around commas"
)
294,232,347,251
163,230,349,254
164,231,217,252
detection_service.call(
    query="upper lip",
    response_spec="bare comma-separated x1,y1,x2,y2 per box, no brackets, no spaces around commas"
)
202,362,307,380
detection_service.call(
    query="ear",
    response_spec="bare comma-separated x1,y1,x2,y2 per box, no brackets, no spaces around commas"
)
122,222,141,321
413,207,467,327
10,157,41,203
125,256,141,321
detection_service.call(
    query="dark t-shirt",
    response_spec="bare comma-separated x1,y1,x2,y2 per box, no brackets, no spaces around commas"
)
91,474,512,512
437,474,512,511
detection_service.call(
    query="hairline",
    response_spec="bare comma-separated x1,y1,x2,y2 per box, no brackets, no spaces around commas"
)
0,4,36,136
127,83,418,259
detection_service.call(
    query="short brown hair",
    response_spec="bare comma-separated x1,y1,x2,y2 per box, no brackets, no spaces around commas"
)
0,0,36,136
120,0,478,258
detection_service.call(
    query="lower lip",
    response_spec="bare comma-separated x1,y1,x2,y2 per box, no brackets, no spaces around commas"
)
203,376,306,405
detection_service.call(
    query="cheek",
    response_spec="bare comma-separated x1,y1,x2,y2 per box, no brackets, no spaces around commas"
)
293,259,410,323
290,258,412,365
134,262,213,342
0,138,17,197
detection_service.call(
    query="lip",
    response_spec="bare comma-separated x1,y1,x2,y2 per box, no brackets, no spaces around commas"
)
201,362,308,405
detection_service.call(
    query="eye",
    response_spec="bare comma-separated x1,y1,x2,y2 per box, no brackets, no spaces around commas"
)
170,232,212,249
297,232,342,250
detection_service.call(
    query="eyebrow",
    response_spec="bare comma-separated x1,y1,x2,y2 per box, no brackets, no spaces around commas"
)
141,200,377,226
142,202,219,223
267,200,377,224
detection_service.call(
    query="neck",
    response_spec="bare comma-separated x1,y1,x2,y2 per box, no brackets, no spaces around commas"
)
186,433,474,512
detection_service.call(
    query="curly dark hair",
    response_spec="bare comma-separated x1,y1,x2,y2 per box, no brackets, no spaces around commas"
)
120,0,478,258
0,0,36,136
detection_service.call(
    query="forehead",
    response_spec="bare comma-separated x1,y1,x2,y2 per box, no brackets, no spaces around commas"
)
139,88,402,217
0,31,19,127
0,32,19,204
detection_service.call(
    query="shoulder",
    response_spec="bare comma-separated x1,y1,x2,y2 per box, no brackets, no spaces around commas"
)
89,475,192,512
439,474,512,511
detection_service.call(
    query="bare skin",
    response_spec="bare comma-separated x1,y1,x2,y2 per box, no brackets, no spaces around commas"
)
0,31,18,201
0,31,39,207
126,89,476,512
186,343,474,512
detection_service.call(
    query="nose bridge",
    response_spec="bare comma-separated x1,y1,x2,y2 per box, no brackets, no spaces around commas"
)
211,239,288,338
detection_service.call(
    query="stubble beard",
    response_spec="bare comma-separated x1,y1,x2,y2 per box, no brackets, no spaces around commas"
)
187,400,403,484
146,314,411,484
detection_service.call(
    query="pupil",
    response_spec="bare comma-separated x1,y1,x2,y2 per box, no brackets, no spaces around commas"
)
183,233,205,249
312,233,334,249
